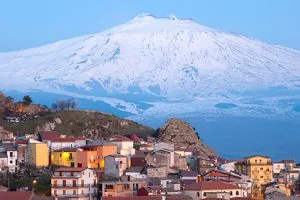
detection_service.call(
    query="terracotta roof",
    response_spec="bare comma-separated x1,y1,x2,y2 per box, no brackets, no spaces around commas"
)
40,131,59,140
0,191,33,200
55,167,87,172
184,181,241,191
16,139,28,145
53,147,78,152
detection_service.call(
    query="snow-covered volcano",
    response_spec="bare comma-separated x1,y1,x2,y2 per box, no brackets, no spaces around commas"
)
1,14,300,121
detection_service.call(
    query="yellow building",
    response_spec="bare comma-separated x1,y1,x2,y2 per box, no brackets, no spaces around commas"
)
51,147,77,167
28,142,49,167
235,155,273,199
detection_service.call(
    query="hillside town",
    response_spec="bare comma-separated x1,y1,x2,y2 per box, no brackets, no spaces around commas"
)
0,127,300,200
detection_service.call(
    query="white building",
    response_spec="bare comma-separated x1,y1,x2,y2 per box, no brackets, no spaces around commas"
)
51,167,97,199
125,167,147,180
221,161,236,172
110,136,135,156
104,155,128,178
184,181,248,200
273,162,285,174
5,145,18,173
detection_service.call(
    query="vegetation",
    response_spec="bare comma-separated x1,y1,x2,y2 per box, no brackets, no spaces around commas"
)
22,95,33,105
1,110,154,138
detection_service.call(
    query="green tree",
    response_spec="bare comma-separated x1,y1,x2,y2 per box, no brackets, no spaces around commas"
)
22,95,33,105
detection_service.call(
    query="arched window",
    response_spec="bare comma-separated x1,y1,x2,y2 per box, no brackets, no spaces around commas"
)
236,191,239,195
230,191,233,195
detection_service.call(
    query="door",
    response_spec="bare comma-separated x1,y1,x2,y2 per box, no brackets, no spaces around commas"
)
70,162,75,167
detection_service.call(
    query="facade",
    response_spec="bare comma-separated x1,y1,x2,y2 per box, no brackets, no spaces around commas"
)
79,144,118,168
283,170,300,186
125,167,147,180
273,162,285,174
235,155,273,199
51,167,97,199
184,181,248,200
5,145,18,173
99,180,147,197
147,166,168,178
0,153,7,172
104,155,128,178
221,161,237,172
146,149,175,168
110,136,135,156
28,140,49,167
51,147,77,167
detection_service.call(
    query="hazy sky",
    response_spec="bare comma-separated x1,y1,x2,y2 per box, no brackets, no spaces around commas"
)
1,0,300,52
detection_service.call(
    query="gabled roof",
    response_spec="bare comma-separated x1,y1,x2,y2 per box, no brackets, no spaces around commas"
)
184,181,241,191
40,131,59,140
55,167,87,172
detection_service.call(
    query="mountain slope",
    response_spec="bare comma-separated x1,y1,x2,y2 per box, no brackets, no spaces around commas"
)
0,14,300,121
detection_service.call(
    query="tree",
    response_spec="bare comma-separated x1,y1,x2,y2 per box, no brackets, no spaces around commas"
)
22,95,32,105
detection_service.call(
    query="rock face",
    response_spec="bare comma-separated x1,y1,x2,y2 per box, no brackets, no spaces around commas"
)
158,118,217,158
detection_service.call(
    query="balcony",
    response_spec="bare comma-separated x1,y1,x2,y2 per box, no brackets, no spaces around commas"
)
52,184,97,189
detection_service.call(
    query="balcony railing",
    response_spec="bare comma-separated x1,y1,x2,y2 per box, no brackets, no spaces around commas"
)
52,184,97,188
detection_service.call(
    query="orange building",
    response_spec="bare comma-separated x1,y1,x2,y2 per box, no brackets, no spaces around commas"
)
77,143,117,168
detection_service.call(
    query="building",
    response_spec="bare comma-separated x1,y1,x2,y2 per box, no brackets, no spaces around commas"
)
273,162,285,174
78,143,118,168
184,181,248,200
16,139,28,164
104,155,128,178
137,186,164,196
51,147,77,167
235,155,273,199
282,170,300,186
147,166,168,178
262,182,291,198
28,139,49,167
125,167,147,180
3,144,18,172
174,147,193,157
0,152,7,172
99,180,147,197
146,149,175,168
51,167,97,199
110,136,135,156
221,161,237,173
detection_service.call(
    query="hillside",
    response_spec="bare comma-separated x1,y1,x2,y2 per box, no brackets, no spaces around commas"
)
0,110,155,139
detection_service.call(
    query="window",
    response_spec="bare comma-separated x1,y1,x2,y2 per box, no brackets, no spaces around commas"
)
260,176,263,179
73,190,76,195
236,191,239,195
260,167,263,170
89,172,90,177
81,180,84,187
63,190,66,195
10,152,13,157
203,192,206,197
230,191,233,196
197,192,200,197
69,153,73,159
53,180,57,187
73,180,76,187
120,161,123,164
10,160,13,164
71,172,74,176
60,153,62,157
59,172,62,176
124,184,130,190
94,179,96,187
54,190,57,195
81,190,84,195
63,180,66,187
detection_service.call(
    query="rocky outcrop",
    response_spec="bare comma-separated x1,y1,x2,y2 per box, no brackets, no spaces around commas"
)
158,118,217,158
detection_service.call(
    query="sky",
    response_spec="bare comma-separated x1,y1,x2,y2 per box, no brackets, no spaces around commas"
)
0,0,300,52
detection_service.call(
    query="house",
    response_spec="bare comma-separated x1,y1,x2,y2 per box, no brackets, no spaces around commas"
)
125,166,147,180
174,154,188,170
203,169,242,182
78,143,118,168
262,182,291,198
273,162,285,174
51,167,97,199
104,155,128,178
197,156,216,174
174,147,193,157
28,139,49,167
0,191,33,200
40,131,86,151
146,149,175,168
235,155,273,199
221,161,237,173
16,139,28,164
99,179,147,197
137,186,165,196
0,152,7,172
147,166,168,178
282,170,300,186
180,170,198,182
2,144,18,172
131,155,147,167
184,181,248,200
153,142,174,152
51,147,77,167
110,135,135,156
